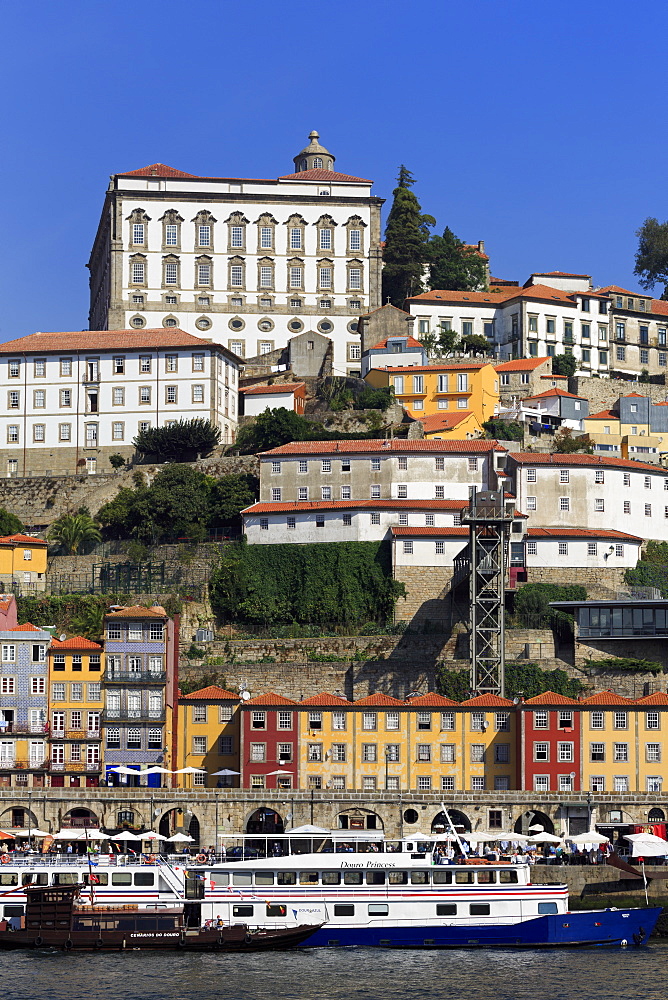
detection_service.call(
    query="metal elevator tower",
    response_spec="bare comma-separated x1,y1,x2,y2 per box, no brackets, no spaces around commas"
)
462,487,515,697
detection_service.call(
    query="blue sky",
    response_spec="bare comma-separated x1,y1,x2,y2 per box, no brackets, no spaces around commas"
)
1,0,666,342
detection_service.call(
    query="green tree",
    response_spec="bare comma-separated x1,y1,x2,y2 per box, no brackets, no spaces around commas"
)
459,333,491,355
48,512,102,556
551,353,577,377
133,418,221,461
427,226,488,291
513,582,587,628
109,454,126,470
125,465,211,543
0,508,24,536
552,427,594,454
209,474,258,527
356,387,394,410
482,419,524,442
234,408,314,453
634,217,668,294
382,166,435,306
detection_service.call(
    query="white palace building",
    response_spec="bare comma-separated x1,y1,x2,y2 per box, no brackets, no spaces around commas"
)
87,132,383,376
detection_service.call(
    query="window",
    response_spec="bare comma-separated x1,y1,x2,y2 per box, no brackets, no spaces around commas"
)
534,775,549,792
559,497,570,511
526,496,537,511
298,487,308,502
614,712,628,729
558,742,573,762
165,385,177,404
8,391,19,409
331,743,346,762
471,712,485,732
362,744,377,762
647,777,663,793
139,386,151,404
646,743,661,763
558,542,568,555
193,736,207,755
370,513,380,525
614,776,629,792
277,711,292,730
646,711,660,731
527,540,537,556
441,776,455,791
251,711,266,730
363,712,377,731
371,485,381,499
417,776,432,791
534,742,549,761
614,743,629,763
271,488,281,502
435,486,445,499
587,542,597,556
332,712,346,731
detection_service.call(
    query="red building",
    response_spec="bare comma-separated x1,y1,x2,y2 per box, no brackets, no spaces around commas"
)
518,691,581,794
240,692,298,790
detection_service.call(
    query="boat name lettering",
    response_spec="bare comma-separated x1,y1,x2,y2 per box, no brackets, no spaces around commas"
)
341,861,394,869
129,932,181,938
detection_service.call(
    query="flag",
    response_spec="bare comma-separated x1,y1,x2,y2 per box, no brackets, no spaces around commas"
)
89,873,100,884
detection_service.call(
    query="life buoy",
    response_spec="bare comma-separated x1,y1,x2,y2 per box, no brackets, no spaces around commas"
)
1,855,10,864
63,939,73,951
94,938,104,949
196,853,207,864
34,935,43,947
244,932,253,945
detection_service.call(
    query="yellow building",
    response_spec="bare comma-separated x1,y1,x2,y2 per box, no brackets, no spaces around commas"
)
177,685,240,788
635,693,668,796
580,691,640,795
365,361,499,428
296,691,516,795
584,402,664,461
0,534,48,593
48,636,104,788
418,410,483,440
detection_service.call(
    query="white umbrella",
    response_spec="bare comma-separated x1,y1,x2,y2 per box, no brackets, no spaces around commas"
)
528,831,564,844
569,831,610,846
109,766,145,776
111,830,141,842
166,833,194,843
173,767,206,774
53,829,108,840
141,831,167,841
528,824,544,832
142,766,172,775
211,768,240,776
289,824,330,835
485,831,530,843
624,832,668,857
266,769,292,776
12,828,50,838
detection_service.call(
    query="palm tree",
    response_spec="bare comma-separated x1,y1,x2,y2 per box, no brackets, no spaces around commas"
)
48,512,102,556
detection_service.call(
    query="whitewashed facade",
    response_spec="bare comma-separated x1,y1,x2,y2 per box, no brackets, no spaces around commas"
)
506,453,668,543
88,133,383,376
0,329,240,477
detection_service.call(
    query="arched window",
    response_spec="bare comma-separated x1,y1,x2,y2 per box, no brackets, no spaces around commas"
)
313,157,323,168
159,209,184,250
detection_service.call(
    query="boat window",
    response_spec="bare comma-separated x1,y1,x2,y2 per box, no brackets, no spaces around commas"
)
538,902,558,914
322,871,341,885
266,904,287,917
343,871,363,885
0,873,17,887
388,871,408,884
470,903,490,915
277,872,297,885
232,905,254,917
416,842,431,853
22,873,48,886
135,917,159,931
255,872,274,886
498,870,518,884
368,903,389,916
334,904,355,916
436,904,457,916
476,870,495,883
432,870,452,884
3,905,23,917
232,873,253,886
111,873,132,886
410,871,430,885
53,873,78,885
299,871,319,885
83,873,108,886
210,872,229,886
134,873,155,886
455,871,474,884
365,870,385,885
157,917,179,929
385,841,401,852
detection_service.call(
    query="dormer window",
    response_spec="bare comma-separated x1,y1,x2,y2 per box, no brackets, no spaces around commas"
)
313,157,323,168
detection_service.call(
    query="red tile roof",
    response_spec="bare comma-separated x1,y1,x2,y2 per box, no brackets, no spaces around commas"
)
245,500,468,515
278,169,372,183
241,383,306,396
526,527,643,542
531,271,591,279
243,692,298,707
369,336,424,351
407,289,519,305
0,329,215,356
379,363,491,373
495,358,551,372
460,693,514,707
260,439,504,456
636,692,668,706
597,285,641,296
524,388,586,400
539,374,568,380
508,452,664,474
580,690,635,706
418,412,476,433
105,605,167,619
7,623,43,632
299,692,352,707
119,163,200,178
524,691,580,705
181,685,239,701
651,299,668,316
391,526,468,537
0,534,47,546
353,693,405,707
50,636,102,650
587,409,619,419
0,597,14,615
404,692,459,707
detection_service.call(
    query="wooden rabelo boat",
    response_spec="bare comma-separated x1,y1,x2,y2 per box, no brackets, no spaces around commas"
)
0,884,320,952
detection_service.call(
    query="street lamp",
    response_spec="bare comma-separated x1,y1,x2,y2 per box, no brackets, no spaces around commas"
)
586,790,592,831
27,791,32,847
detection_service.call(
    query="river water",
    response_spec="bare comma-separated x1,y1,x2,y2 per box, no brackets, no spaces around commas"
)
2,944,667,1000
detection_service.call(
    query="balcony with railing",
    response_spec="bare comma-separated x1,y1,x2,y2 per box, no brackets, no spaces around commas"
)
50,729,101,741
50,760,101,772
0,758,48,770
104,671,166,684
0,723,48,735
103,709,165,722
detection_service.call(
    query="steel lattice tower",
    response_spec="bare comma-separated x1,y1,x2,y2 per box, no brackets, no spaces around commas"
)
462,488,515,697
